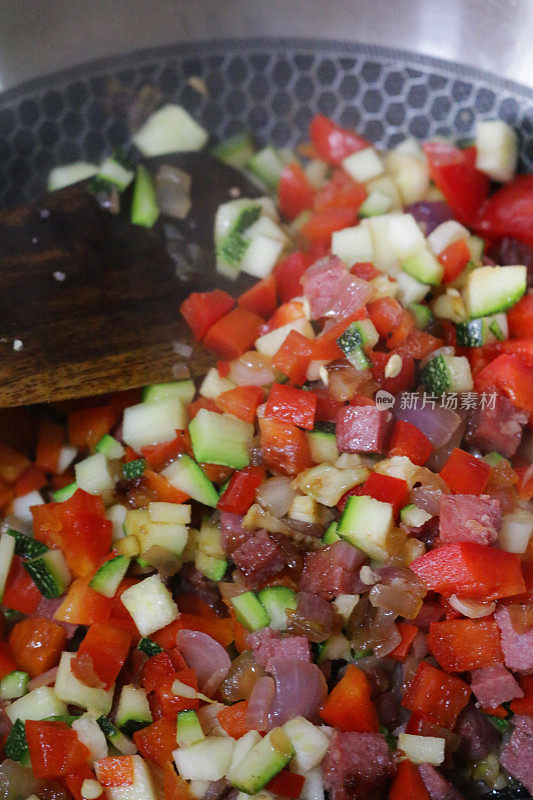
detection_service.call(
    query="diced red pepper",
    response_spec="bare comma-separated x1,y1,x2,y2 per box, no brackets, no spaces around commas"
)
9,617,66,679
367,297,406,339
259,416,313,477
510,675,533,715
272,330,314,385
73,623,131,689
516,464,533,502
218,466,266,515
163,762,195,800
15,464,47,497
265,383,317,430
142,433,188,471
480,339,533,369
439,448,491,494
0,642,16,681
2,554,42,614
142,469,190,505
389,622,419,663
438,238,471,283
54,577,114,626
350,261,380,281
217,700,251,739
313,387,344,423
0,442,30,484
359,472,409,517
319,665,379,732
273,252,312,304
180,289,235,342
141,652,177,692
266,299,306,331
410,542,526,601
267,770,306,799
68,404,119,451
402,661,470,728
203,308,264,359
428,619,503,672
152,668,199,720
387,420,433,466
65,764,99,800
216,385,264,423
423,142,490,226
238,274,278,319
300,208,359,248
389,759,430,800
475,353,533,414
133,718,177,766
370,351,416,395
96,756,135,787
476,173,533,247
309,114,369,166
278,163,315,220
188,397,218,421
393,331,444,361
26,720,90,779
313,169,367,213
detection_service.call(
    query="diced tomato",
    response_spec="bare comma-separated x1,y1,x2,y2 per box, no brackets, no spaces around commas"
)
259,416,313,477
300,208,359,248
216,385,264,423
402,661,470,728
266,299,306,331
438,238,471,283
203,308,264,359
0,642,16,681
475,353,533,415
476,174,533,247
68,404,118,451
238,274,278,318
267,770,306,799
96,755,135,787
320,665,379,732
312,308,367,361
423,142,489,226
73,623,131,689
8,617,66,678
393,331,444,361
510,675,533,715
180,289,235,342
428,619,503,672
273,252,312,304
389,623,419,663
218,466,266,515
133,718,177,765
370,351,416,395
217,700,251,739
387,420,433,467
508,295,533,340
350,262,380,280
309,114,369,166
54,577,114,626
142,433,188,471
32,489,112,578
313,169,367,213
278,163,315,220
439,448,491,494
389,760,430,800
153,668,199,720
265,383,317,430
410,542,525,601
359,473,409,517
14,464,47,497
2,554,42,614
272,330,314,385
26,720,90,779
0,442,31,484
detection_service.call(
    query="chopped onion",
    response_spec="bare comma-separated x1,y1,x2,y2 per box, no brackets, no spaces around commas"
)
229,352,275,386
268,658,327,726
256,476,297,518
176,630,231,695
27,667,59,692
246,675,275,731
499,509,533,553
448,594,495,618
143,545,182,578
219,650,266,703
155,164,191,219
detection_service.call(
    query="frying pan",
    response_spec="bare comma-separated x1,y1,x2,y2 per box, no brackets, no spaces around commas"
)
0,2,532,797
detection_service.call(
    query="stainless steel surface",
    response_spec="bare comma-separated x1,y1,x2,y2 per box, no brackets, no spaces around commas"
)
1,0,533,92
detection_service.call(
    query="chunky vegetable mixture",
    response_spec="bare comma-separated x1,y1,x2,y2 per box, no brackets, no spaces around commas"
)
1,111,533,800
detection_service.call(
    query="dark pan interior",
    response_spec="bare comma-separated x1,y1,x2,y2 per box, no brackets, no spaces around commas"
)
0,36,532,800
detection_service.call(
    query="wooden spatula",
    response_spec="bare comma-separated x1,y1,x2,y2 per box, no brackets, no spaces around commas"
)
0,153,261,407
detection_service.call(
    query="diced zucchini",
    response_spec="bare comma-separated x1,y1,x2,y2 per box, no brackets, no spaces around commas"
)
195,551,228,581
421,354,473,394
240,232,285,279
6,686,67,724
199,367,236,400
289,494,327,525
89,555,130,598
257,586,297,631
189,410,253,469
107,503,128,542
307,429,339,464
1,671,29,700
322,520,340,544
176,710,205,747
95,433,125,460
342,147,384,182
75,452,115,496
231,591,271,631
162,455,219,507
388,213,427,260
52,482,78,502
467,235,484,263
228,727,294,794
400,503,432,528
363,215,400,274
131,164,159,228
409,303,433,330
456,312,508,347
143,379,196,405
475,119,518,182
5,528,48,559
198,518,226,559
247,146,286,191
148,501,191,525
137,637,163,657
398,732,445,766
122,397,187,452
359,190,392,218
402,248,443,286
282,717,329,773
55,653,114,715
173,736,235,781
215,200,263,277
115,685,152,737
0,532,16,601
463,265,527,317
96,150,134,192
255,318,314,357
331,224,374,266
337,319,379,354
97,715,137,755
23,549,71,599
95,755,158,800
395,270,429,307
48,162,98,191
123,458,146,479
4,718,29,764
119,574,178,637
212,132,256,170
338,494,395,561
133,104,208,155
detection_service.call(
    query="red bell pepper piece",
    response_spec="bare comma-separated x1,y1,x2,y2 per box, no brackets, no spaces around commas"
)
203,308,264,359
387,420,433,466
265,383,317,430
142,469,190,505
480,339,533,368
273,252,312,304
0,442,30,484
312,308,367,361
54,577,114,626
163,761,195,800
32,489,112,578
15,464,47,497
508,295,533,339
272,329,314,385
152,667,199,720
423,142,489,226
309,114,369,166
216,385,264,423
475,353,533,415
141,652,177,692
0,642,16,681
68,404,119,451
141,434,188,471
389,622,419,663
2,554,42,614
180,289,235,342
188,397,218,420
217,700,251,739
439,448,491,494
367,297,406,339
259,416,313,477
266,299,306,331
393,330,444,361
476,174,533,247
96,755,135,787
389,760,430,800
313,169,367,213
238,273,278,319
65,764,99,800
350,262,380,280
370,351,416,395
267,770,306,799
516,464,533,502
26,720,90,779
73,622,131,689
133,718,177,766
218,466,266,515
319,664,379,732
8,617,66,679
278,163,315,220
428,619,504,672
300,208,359,248
410,542,526,601
33,421,66,475
510,675,533,715
359,472,409,517
402,661,471,728
438,238,471,283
